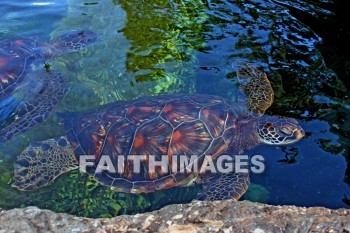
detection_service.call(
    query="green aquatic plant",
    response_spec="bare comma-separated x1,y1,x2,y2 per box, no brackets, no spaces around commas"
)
42,170,150,218
44,62,52,73
243,183,270,203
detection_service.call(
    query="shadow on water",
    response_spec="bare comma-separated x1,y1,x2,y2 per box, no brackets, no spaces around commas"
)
0,0,350,217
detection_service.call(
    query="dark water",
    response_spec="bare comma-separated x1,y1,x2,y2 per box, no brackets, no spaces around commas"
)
0,0,349,218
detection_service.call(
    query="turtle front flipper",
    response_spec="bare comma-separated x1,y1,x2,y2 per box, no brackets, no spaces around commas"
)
196,171,250,201
12,136,78,191
0,70,66,142
0,95,21,124
236,62,274,117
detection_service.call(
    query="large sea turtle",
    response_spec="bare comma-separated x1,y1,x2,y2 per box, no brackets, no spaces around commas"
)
0,30,97,142
12,63,304,201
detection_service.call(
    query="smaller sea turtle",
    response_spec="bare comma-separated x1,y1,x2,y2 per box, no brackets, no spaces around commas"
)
12,63,304,201
0,30,97,142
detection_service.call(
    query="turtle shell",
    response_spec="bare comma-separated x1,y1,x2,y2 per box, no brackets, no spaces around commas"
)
62,94,247,193
0,38,38,99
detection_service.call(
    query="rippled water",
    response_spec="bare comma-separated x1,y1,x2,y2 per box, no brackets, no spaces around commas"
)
0,0,349,217
0,0,67,38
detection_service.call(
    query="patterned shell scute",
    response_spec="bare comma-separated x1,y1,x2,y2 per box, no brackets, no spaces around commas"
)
126,98,164,125
200,103,228,138
160,98,202,128
0,39,37,98
63,94,242,192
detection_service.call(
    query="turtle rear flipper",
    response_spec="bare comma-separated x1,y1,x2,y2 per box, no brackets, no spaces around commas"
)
12,136,78,191
0,70,66,142
236,62,274,117
196,171,250,201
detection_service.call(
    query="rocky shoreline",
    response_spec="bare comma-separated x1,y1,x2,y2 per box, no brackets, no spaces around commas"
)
1,200,349,233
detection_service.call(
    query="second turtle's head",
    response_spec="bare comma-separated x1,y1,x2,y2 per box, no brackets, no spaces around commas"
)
256,116,304,145
51,30,98,53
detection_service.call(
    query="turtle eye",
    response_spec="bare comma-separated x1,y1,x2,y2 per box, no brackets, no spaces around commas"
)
280,127,292,135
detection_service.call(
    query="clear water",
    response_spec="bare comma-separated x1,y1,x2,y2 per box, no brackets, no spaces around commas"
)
0,0,349,218
0,0,67,38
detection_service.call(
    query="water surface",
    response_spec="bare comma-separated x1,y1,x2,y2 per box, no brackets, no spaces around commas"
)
0,0,349,218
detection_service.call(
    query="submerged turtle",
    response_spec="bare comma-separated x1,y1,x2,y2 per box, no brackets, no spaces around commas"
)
0,30,97,142
12,63,304,201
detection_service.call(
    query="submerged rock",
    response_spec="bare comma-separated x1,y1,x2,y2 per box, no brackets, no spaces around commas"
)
1,200,349,233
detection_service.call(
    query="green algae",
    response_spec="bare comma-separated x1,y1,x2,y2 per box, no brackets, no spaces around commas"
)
244,183,270,203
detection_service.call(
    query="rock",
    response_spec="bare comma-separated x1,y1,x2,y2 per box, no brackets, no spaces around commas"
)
1,200,349,233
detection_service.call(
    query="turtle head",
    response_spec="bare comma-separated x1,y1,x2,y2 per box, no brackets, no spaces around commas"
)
47,30,98,56
256,116,304,145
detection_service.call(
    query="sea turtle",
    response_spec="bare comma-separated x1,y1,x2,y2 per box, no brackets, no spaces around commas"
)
0,30,97,142
12,63,304,201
